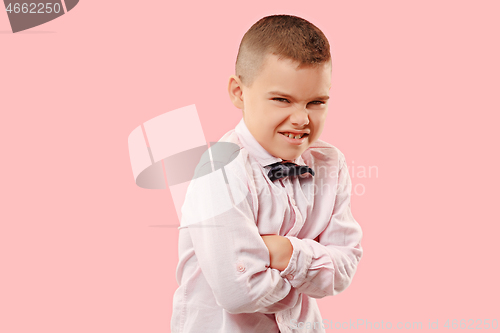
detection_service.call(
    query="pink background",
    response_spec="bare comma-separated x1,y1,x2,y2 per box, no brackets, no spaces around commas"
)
1,1,499,332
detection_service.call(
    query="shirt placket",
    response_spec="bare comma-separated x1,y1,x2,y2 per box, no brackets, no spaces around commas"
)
282,177,304,237
276,310,292,333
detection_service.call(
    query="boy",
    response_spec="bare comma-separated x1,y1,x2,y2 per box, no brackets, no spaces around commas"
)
171,14,363,333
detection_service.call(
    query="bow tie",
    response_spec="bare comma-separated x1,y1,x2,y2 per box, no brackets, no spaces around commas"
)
265,160,315,182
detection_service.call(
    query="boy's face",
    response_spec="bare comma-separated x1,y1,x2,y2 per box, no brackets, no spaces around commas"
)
229,54,331,161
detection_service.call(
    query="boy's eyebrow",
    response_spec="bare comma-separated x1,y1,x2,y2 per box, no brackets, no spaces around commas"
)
268,91,330,100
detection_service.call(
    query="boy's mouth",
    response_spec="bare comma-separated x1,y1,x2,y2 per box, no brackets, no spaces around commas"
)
279,132,309,140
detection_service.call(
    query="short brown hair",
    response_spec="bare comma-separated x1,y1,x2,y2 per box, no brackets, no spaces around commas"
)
235,14,331,87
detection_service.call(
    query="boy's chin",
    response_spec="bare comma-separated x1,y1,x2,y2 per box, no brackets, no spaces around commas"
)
274,150,304,161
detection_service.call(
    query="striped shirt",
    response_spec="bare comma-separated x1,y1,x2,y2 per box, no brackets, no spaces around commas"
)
171,118,363,333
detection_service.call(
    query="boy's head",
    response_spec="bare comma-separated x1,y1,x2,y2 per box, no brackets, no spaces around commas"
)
228,14,332,161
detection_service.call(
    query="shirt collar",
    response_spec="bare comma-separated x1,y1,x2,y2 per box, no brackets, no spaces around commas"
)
234,118,306,167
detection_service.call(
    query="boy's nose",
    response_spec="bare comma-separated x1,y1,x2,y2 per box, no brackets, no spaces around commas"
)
290,108,310,126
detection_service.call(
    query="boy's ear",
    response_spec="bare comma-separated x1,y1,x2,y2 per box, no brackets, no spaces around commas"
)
228,75,244,110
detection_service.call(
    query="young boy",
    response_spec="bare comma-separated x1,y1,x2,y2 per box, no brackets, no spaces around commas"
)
171,14,363,333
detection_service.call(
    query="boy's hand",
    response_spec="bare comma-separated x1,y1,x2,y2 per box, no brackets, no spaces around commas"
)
261,235,293,271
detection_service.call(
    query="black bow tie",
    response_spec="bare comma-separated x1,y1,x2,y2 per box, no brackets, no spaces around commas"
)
265,160,315,182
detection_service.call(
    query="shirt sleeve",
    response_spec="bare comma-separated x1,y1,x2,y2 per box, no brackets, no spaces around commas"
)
279,155,363,298
182,156,299,314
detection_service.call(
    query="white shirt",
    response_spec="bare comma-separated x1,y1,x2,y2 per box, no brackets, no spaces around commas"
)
171,118,363,333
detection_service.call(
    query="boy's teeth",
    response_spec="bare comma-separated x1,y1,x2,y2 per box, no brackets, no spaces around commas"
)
284,132,303,139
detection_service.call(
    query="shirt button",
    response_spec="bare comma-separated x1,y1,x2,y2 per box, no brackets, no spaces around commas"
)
285,274,294,280
236,263,245,272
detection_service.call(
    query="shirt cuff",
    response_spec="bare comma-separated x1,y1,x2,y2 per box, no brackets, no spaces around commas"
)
280,236,314,288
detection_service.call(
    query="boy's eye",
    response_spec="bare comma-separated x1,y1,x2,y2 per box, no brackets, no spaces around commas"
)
272,98,326,105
